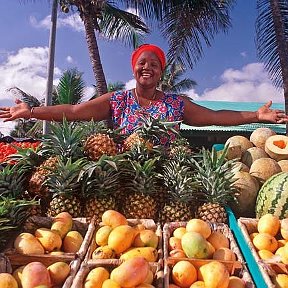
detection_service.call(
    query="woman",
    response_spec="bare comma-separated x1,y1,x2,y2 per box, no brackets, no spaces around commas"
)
1,44,288,143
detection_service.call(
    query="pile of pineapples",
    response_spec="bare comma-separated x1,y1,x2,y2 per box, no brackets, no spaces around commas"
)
0,116,240,227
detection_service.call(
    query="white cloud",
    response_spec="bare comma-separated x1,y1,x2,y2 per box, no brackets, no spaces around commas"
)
30,13,84,32
66,55,74,64
187,62,283,103
240,51,247,58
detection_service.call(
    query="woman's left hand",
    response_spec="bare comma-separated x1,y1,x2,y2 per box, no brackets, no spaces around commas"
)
257,101,288,123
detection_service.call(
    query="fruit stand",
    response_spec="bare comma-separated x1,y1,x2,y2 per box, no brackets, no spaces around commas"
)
1,121,288,287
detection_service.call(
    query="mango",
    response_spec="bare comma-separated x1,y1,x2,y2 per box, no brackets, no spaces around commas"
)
108,225,135,254
84,267,109,288
95,226,113,246
102,279,121,288
120,247,158,262
12,265,25,287
110,257,149,287
92,245,115,259
101,210,127,228
133,229,158,248
51,212,73,239
47,262,70,286
198,261,229,288
34,228,62,252
63,230,83,253
14,233,44,255
181,232,210,259
21,262,51,288
0,273,18,288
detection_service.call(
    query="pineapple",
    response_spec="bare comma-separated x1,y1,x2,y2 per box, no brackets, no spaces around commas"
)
79,155,122,223
28,119,86,198
0,197,39,251
158,159,198,224
45,158,85,217
192,146,240,224
0,164,42,216
169,137,193,160
121,158,159,219
123,115,180,151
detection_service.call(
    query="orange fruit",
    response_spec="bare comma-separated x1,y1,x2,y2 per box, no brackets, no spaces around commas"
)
252,233,278,252
257,214,280,236
172,261,197,287
258,249,274,260
228,276,245,288
186,219,211,239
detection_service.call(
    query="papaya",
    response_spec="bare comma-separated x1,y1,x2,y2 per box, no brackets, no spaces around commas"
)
101,210,127,228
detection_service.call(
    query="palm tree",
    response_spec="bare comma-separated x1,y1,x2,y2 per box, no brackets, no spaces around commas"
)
158,62,196,96
124,1,236,69
89,81,125,100
59,0,149,95
9,68,86,137
255,0,288,133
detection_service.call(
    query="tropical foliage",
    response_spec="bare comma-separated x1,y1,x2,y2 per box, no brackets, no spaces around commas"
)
255,0,288,133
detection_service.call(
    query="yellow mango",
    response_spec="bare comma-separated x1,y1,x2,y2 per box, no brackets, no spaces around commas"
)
120,247,158,262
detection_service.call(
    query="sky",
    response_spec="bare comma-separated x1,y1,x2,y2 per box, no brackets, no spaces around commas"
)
0,1,284,135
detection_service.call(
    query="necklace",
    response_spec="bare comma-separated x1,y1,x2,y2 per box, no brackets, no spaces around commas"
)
134,88,157,108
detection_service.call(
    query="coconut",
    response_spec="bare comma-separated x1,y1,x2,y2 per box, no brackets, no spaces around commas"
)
278,160,288,172
249,157,282,184
231,171,260,218
225,136,253,157
218,145,242,160
234,161,250,172
265,134,288,161
250,127,276,150
241,147,269,167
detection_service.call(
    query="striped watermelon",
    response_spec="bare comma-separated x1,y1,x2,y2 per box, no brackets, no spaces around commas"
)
256,172,288,219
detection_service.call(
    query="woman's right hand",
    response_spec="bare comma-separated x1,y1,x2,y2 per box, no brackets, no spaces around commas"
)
0,99,31,122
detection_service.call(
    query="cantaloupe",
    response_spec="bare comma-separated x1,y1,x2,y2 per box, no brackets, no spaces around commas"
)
265,134,288,161
225,135,253,157
250,127,276,149
278,160,288,172
249,158,281,184
231,171,259,218
241,147,269,167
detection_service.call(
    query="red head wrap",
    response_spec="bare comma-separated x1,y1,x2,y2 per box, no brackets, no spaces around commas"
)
131,44,166,70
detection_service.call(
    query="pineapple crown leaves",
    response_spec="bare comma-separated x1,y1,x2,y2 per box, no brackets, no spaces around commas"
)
0,165,27,198
7,147,45,172
44,157,87,197
0,197,39,227
191,146,241,205
122,158,161,195
159,159,199,202
134,114,181,142
40,118,86,160
78,155,122,197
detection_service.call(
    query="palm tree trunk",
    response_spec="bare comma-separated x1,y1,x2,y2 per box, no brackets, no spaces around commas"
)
270,0,288,134
81,10,108,95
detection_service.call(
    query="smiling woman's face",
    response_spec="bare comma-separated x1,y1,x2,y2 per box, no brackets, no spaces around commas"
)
133,51,163,88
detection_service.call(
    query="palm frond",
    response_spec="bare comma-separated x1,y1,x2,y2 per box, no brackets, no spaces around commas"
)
7,87,41,107
256,0,288,88
99,3,149,48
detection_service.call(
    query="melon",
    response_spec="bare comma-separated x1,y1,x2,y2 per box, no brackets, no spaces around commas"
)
241,147,269,167
225,136,253,156
231,171,260,218
256,172,288,219
249,158,281,184
250,127,276,150
265,134,288,161
278,160,288,172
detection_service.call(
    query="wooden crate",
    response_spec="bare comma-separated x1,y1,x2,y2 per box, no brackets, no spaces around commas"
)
71,259,163,288
85,218,163,265
2,216,96,288
237,217,287,288
163,221,255,287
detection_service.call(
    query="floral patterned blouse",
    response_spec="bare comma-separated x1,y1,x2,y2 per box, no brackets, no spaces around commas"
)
110,90,184,146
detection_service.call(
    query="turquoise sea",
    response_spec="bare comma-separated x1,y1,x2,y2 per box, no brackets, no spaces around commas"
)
194,101,284,112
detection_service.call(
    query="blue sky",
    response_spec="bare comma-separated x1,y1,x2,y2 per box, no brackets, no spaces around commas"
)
0,1,284,135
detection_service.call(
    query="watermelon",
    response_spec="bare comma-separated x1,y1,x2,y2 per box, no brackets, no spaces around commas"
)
256,172,288,219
